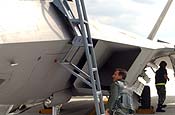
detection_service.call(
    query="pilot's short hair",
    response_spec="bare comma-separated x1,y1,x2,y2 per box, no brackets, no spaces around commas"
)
159,61,167,67
115,68,127,80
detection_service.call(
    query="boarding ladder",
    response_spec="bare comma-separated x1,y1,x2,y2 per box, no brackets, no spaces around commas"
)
53,0,105,115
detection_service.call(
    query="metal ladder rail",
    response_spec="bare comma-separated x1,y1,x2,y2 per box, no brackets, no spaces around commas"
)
53,0,105,115
74,0,105,115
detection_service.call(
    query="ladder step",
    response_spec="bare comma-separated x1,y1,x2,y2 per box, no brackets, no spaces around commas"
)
88,44,93,47
70,19,88,25
72,36,84,46
96,91,102,95
70,19,80,25
92,67,97,72
83,20,88,24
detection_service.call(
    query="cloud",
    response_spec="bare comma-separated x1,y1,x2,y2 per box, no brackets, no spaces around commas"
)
85,1,125,17
85,0,175,43
85,0,155,36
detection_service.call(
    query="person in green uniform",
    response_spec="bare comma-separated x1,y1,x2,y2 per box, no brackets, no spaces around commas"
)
155,61,169,112
105,68,128,115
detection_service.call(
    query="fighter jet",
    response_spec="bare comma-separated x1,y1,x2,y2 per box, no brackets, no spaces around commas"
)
0,0,174,114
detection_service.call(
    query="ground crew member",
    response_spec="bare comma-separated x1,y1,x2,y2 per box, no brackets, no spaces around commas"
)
155,61,169,112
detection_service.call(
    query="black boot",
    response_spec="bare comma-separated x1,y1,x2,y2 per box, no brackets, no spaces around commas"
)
156,107,165,112
160,104,167,108
156,104,165,112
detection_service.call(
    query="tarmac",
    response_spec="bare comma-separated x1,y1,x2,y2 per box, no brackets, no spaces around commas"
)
1,95,173,115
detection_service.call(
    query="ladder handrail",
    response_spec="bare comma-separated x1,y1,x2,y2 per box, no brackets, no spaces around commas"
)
76,0,105,114
53,0,105,115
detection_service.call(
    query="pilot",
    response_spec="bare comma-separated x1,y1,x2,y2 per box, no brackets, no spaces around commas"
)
105,68,130,115
155,61,169,112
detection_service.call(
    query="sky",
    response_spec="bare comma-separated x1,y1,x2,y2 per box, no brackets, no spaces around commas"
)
85,0,175,43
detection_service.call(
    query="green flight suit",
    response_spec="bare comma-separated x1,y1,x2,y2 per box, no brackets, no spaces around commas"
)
106,81,128,115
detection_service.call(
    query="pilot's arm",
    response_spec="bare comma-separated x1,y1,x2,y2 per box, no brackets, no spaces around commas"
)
105,82,119,113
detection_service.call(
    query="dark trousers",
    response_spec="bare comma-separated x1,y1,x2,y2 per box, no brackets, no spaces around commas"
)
156,85,166,106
